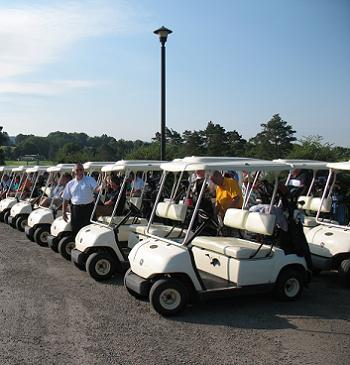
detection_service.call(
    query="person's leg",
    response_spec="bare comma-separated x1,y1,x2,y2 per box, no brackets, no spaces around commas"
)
70,205,80,235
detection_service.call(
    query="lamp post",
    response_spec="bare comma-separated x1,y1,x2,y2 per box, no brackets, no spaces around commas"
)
154,26,172,161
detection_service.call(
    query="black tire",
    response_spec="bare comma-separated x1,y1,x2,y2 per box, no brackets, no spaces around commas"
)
16,216,28,232
73,260,86,271
3,210,11,225
58,236,75,261
86,252,117,281
25,231,35,242
9,216,17,228
339,259,350,288
0,211,4,222
312,268,322,276
33,227,50,247
274,268,304,301
149,278,189,316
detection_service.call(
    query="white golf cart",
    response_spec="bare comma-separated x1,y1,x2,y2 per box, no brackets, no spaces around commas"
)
127,155,256,247
0,166,26,223
0,166,16,202
274,159,333,233
71,160,163,281
125,159,312,316
24,164,75,245
47,161,115,259
7,165,50,231
305,161,350,286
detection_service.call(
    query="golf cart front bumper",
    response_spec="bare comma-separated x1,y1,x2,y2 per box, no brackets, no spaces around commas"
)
47,234,59,251
124,270,151,297
71,248,87,266
24,224,35,237
7,215,15,226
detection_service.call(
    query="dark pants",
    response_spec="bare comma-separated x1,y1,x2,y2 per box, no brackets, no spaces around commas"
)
71,202,94,235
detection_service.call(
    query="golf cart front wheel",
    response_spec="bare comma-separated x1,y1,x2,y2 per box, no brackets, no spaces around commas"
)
86,252,117,281
149,278,189,316
3,210,10,225
34,227,49,247
58,236,75,261
339,259,350,288
16,216,27,232
274,268,303,301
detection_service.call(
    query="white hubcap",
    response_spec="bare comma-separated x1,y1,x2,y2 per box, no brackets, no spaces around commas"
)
284,278,300,298
21,220,27,229
40,231,49,243
159,288,181,310
95,259,111,276
66,242,75,255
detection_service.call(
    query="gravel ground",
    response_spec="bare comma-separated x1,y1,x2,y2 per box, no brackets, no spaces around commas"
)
0,222,349,365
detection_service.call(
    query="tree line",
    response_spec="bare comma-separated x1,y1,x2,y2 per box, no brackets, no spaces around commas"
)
1,114,349,164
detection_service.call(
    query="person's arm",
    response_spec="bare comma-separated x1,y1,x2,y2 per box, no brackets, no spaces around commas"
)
62,200,69,222
61,182,72,221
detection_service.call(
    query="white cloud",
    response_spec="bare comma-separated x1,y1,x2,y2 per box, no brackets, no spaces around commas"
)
0,0,140,92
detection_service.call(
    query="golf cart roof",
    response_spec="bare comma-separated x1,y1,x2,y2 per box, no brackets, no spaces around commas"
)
160,159,290,172
11,166,26,172
25,165,51,173
102,160,163,172
181,156,253,163
83,161,116,170
47,164,75,173
327,161,350,171
273,159,329,170
0,166,16,172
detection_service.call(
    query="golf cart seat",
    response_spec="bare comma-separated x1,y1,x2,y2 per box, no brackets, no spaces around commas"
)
309,197,332,212
297,196,312,210
191,236,271,259
303,216,318,228
129,223,186,238
192,208,276,259
156,201,188,222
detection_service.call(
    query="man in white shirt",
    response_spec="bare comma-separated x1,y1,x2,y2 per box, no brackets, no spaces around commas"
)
62,163,97,234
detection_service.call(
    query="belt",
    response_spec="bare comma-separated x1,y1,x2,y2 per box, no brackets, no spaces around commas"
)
72,202,94,207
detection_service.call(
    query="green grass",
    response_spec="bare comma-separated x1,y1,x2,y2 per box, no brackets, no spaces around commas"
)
5,160,54,166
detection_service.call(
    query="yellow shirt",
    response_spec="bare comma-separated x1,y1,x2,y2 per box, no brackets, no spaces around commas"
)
216,177,243,214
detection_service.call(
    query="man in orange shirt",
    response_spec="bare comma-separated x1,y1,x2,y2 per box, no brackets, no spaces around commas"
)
211,170,243,219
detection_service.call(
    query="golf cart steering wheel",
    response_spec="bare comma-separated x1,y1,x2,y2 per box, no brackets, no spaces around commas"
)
128,201,142,216
198,209,220,229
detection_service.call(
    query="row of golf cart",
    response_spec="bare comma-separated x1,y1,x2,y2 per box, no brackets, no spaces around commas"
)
0,157,349,316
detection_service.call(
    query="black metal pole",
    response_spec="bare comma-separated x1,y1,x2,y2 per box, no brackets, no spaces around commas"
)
160,41,166,161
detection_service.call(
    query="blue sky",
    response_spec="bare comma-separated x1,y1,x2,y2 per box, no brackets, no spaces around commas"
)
0,0,349,146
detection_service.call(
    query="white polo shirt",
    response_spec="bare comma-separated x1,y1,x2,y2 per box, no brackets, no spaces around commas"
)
62,175,97,205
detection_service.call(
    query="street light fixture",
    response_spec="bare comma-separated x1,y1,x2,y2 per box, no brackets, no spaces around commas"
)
154,26,172,161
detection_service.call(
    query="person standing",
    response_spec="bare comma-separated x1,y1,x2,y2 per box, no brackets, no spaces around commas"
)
62,163,97,234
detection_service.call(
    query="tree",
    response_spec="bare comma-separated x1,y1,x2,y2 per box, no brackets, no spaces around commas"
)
0,126,10,146
226,130,247,157
97,144,115,161
288,136,337,161
0,126,10,164
126,143,161,160
202,121,227,156
182,130,205,156
249,114,296,159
